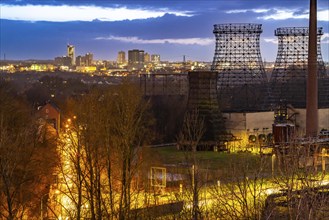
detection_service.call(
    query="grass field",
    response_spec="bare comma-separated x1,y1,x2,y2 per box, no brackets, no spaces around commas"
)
147,145,271,172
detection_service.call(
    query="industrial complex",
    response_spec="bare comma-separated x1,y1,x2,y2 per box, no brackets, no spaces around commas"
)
140,22,329,148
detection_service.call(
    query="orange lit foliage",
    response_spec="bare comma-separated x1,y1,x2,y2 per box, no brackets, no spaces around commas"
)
0,81,59,219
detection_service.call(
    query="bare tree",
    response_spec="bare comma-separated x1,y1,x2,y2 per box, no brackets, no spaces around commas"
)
56,82,153,219
209,155,268,220
108,82,152,219
0,82,59,219
264,143,329,220
177,109,205,220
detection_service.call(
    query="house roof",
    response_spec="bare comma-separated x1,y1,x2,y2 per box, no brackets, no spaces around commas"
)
38,101,61,113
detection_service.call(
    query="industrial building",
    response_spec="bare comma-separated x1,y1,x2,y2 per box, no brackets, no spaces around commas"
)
140,23,329,146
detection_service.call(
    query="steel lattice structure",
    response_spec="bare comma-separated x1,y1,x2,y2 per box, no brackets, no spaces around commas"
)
185,71,226,150
270,27,328,108
271,27,325,82
139,73,188,96
211,23,268,111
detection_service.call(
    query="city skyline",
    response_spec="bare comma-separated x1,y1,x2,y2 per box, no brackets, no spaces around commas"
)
0,0,328,62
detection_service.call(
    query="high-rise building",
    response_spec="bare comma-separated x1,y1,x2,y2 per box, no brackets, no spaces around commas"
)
151,54,160,63
144,53,150,63
117,51,126,64
85,53,93,66
54,56,72,66
76,55,83,66
63,56,72,66
75,53,93,66
128,49,144,69
128,49,144,64
54,56,63,65
67,44,75,66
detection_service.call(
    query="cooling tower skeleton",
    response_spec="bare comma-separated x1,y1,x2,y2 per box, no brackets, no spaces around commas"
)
187,71,224,144
270,27,327,108
211,23,268,111
271,27,325,82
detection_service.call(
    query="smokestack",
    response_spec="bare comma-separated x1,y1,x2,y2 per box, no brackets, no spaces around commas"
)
306,0,318,137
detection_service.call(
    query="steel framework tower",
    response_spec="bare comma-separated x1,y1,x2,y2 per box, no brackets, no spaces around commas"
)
184,71,226,150
270,27,327,108
211,23,268,111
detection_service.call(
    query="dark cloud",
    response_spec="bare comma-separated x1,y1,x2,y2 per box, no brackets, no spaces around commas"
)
3,0,328,11
1,0,328,61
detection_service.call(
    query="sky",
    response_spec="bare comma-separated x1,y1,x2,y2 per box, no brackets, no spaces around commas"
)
0,0,328,62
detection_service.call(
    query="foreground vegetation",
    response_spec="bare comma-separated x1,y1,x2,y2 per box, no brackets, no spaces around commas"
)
1,78,329,219
0,81,59,219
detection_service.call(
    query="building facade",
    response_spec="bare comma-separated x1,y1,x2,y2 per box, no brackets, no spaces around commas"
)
67,44,75,66
117,51,126,64
151,54,161,63
128,49,144,70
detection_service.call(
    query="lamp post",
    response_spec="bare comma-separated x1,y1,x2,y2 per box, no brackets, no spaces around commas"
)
272,154,276,177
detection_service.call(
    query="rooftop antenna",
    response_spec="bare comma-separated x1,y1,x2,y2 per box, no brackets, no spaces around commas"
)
183,55,186,73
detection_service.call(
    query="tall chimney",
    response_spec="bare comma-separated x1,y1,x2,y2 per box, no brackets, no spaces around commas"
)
306,0,318,137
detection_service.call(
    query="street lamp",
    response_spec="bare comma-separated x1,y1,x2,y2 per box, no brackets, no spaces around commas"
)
272,154,276,177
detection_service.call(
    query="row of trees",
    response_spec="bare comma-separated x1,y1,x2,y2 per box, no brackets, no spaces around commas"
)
0,81,59,219
1,78,328,219
175,110,329,220
55,82,155,219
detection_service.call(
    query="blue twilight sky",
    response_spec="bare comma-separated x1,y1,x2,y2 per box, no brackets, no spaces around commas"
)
0,0,328,62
